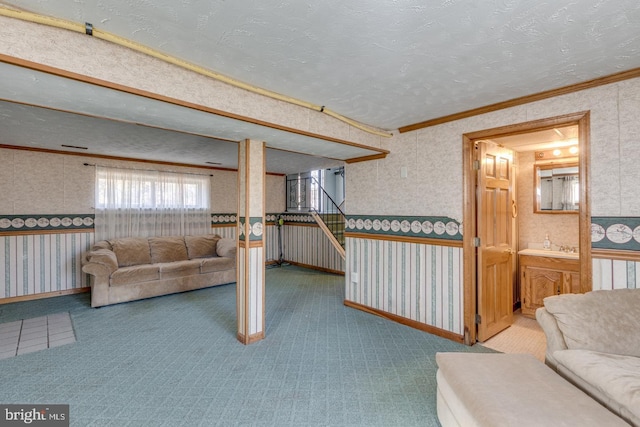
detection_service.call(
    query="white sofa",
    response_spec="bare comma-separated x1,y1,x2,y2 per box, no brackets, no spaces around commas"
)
536,288,640,426
435,352,627,427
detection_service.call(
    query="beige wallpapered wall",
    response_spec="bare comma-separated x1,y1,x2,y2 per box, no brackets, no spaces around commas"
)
4,14,638,223
0,147,285,215
347,77,640,221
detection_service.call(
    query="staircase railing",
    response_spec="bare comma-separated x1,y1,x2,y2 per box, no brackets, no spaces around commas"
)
309,176,345,259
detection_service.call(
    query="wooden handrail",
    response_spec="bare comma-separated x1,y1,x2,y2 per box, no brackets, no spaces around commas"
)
310,211,346,260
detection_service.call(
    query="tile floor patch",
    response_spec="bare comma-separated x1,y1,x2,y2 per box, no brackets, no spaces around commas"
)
0,312,75,360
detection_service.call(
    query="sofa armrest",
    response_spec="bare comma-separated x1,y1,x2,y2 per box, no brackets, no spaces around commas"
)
536,307,568,370
83,249,118,274
82,249,118,308
81,262,113,278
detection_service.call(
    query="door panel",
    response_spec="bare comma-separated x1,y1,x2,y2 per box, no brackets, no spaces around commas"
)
496,187,510,244
523,267,561,314
477,141,514,342
483,189,496,246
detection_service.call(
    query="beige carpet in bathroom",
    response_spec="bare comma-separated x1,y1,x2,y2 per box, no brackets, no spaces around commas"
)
481,310,547,362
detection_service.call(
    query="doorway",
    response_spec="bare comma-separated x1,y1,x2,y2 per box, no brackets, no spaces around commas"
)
461,112,592,346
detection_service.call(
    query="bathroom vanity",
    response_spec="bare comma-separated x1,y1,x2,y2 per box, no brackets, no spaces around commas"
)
518,249,580,318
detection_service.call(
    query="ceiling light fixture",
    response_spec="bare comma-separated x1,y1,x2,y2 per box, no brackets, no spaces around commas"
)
535,145,579,160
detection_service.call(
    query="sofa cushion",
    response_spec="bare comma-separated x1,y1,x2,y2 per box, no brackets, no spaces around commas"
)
200,257,236,273
435,352,629,427
149,237,188,264
159,260,201,279
554,349,640,426
110,264,160,286
110,238,152,267
216,238,236,258
185,235,220,259
93,240,113,251
543,289,640,357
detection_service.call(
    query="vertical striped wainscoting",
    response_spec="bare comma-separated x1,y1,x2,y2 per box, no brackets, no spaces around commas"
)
282,223,345,273
1,232,94,299
345,237,463,336
237,244,265,341
592,256,640,290
211,226,236,240
264,224,279,264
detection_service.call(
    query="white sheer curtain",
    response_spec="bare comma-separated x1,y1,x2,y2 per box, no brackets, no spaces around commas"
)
562,175,579,210
95,166,211,241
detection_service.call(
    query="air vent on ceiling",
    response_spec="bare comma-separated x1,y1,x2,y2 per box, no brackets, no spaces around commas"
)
61,144,88,150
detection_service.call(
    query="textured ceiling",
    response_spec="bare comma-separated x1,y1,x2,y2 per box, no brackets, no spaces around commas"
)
487,125,578,152
0,61,383,160
1,1,638,173
0,61,364,174
0,100,344,174
3,0,639,130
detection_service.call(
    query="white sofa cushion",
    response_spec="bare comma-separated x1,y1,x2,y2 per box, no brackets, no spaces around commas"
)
435,352,628,427
554,350,640,426
543,289,640,357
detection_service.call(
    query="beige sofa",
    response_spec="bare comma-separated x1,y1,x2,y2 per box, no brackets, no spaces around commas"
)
536,288,640,426
82,235,236,308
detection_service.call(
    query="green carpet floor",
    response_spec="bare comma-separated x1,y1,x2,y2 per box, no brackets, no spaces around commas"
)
0,265,492,426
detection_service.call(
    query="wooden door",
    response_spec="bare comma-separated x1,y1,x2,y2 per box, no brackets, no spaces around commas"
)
477,141,514,341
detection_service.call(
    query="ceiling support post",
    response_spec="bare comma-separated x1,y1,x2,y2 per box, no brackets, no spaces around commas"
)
236,139,266,345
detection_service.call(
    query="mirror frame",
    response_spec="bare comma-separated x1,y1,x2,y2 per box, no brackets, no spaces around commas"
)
534,161,579,214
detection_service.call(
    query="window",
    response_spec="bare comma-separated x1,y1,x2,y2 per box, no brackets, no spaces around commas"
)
97,172,208,209
95,166,211,240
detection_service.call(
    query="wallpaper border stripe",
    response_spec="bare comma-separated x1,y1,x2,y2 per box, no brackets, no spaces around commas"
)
346,215,462,240
0,214,95,233
238,216,264,241
591,217,640,251
212,213,282,226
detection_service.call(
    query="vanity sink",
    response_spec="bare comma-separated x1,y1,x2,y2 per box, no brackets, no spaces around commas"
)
518,248,579,260
518,248,581,317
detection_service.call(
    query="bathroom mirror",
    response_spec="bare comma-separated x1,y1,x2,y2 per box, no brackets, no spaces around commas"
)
534,163,579,213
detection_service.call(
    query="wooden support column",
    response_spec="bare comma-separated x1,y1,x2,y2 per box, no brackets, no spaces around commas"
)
236,139,266,344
